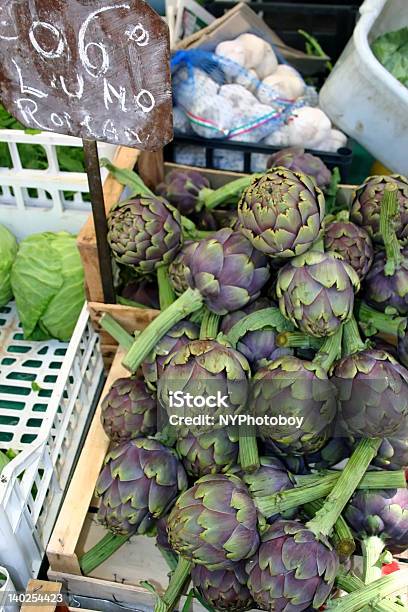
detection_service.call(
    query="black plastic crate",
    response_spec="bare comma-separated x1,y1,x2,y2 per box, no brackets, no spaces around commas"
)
164,135,353,182
204,2,360,65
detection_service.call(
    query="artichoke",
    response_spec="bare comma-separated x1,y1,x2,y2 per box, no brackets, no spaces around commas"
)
176,429,239,478
220,298,292,371
120,278,160,309
277,250,360,338
168,242,194,296
364,248,408,315
158,339,250,433
101,377,157,443
334,347,408,439
266,147,332,189
191,563,254,612
237,167,325,259
185,228,270,315
350,174,408,244
272,437,352,475
95,438,188,536
157,169,210,216
324,219,374,280
167,473,260,569
156,516,172,552
345,488,408,555
107,195,182,274
246,520,339,612
252,355,337,455
373,437,408,471
142,320,199,391
123,229,270,373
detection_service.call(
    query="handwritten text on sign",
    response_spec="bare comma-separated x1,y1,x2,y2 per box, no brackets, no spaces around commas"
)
0,0,173,149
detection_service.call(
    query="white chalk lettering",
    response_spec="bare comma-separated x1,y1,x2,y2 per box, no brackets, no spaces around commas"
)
63,112,73,130
0,6,18,40
134,89,155,113
125,128,142,143
29,21,65,59
103,79,127,112
15,98,47,130
12,60,48,99
50,112,64,127
126,23,149,46
78,3,130,78
60,73,84,99
80,114,97,137
102,118,119,141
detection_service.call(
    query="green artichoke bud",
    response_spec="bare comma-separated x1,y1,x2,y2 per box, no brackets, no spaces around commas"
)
237,167,325,259
191,563,254,612
277,250,360,337
107,195,182,274
176,429,239,478
167,473,260,569
168,242,194,296
95,438,188,536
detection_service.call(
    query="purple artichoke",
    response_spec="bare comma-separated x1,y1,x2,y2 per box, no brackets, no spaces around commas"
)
157,339,250,434
272,437,351,475
220,298,293,371
252,356,337,455
167,473,260,569
176,429,239,478
237,167,325,259
191,563,254,612
120,278,160,309
267,147,332,189
324,219,374,280
156,169,210,215
107,195,182,274
185,228,270,315
95,438,188,536
344,488,408,554
350,174,408,244
101,377,157,443
156,516,172,552
142,320,199,391
277,250,360,337
246,520,339,612
168,242,195,296
363,248,408,315
334,348,408,439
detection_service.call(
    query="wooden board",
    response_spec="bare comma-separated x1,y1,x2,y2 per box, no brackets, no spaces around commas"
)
0,0,172,149
47,348,128,574
21,580,66,612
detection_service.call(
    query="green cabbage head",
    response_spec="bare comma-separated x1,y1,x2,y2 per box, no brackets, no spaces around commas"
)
0,224,18,307
11,232,85,341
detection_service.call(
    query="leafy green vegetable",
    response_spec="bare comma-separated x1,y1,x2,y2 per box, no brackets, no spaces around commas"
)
11,232,85,341
372,27,408,88
0,224,18,307
0,450,10,473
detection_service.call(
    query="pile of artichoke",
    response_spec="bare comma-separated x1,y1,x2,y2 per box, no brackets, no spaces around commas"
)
89,161,408,612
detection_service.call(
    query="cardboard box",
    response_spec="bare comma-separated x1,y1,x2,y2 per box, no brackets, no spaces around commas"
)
177,2,329,75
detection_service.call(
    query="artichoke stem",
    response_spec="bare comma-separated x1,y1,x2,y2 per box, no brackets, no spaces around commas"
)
79,532,130,575
122,288,203,373
356,300,403,339
200,309,221,339
157,265,177,310
202,175,259,210
226,307,292,348
312,324,343,371
306,438,382,538
303,499,355,559
343,316,367,355
100,314,134,351
154,557,192,612
327,572,408,612
276,331,323,349
379,184,403,276
336,574,404,612
239,429,260,472
362,536,386,584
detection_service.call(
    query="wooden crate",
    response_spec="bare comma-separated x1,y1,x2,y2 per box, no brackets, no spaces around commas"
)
45,348,207,610
77,152,356,364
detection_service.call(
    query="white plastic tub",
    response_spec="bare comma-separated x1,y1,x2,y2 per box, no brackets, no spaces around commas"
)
0,567,18,612
319,0,408,174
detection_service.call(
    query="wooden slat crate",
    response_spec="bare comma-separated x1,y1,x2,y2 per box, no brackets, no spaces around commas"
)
77,150,357,366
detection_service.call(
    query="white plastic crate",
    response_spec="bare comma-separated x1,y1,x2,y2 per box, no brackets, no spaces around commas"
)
0,302,104,590
0,130,116,239
0,566,18,612
319,0,408,174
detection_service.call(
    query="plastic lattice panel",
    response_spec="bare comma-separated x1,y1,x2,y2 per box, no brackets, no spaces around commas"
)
0,302,68,451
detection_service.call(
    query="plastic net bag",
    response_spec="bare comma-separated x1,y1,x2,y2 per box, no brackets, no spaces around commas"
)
171,49,312,143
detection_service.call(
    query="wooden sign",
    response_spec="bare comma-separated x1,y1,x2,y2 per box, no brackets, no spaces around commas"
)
0,0,173,150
